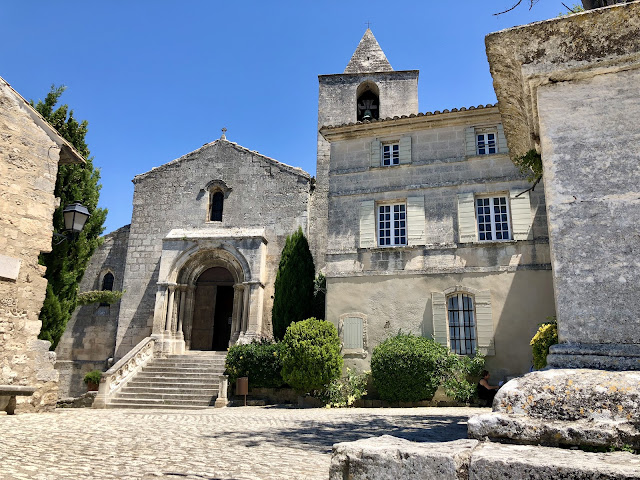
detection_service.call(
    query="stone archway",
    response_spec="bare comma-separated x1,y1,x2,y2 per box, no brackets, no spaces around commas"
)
191,266,235,351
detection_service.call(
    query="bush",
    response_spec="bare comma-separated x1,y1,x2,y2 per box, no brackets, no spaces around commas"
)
271,228,315,339
77,290,123,306
371,334,449,402
530,318,558,370
224,340,285,388
281,318,343,393
83,370,102,385
441,353,485,402
321,368,369,408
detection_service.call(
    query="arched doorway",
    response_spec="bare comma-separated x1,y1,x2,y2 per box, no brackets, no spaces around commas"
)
190,266,235,351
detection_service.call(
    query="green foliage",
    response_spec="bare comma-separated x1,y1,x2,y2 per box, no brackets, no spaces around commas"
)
280,318,343,393
32,85,107,350
272,228,315,339
371,333,449,402
83,370,102,385
224,340,285,388
530,317,558,370
76,290,124,306
312,273,326,320
512,149,543,182
441,353,486,402
321,368,368,408
558,3,585,15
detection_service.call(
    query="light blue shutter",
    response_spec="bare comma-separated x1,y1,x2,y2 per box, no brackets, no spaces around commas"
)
457,193,477,243
497,124,508,154
475,290,494,356
370,139,381,167
431,292,448,347
407,196,426,246
359,200,376,248
343,317,364,349
465,127,476,156
399,136,412,164
510,189,532,240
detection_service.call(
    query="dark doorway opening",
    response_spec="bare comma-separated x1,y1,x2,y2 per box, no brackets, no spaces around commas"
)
190,267,234,351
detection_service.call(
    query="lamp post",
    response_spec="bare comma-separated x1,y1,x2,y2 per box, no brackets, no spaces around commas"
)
53,201,90,244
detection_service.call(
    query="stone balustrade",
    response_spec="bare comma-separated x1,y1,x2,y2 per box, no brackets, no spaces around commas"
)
93,337,155,408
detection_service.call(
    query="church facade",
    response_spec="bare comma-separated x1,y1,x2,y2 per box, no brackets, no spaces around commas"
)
56,30,556,398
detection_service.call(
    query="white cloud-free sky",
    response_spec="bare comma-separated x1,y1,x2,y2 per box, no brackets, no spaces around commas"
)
3,0,567,233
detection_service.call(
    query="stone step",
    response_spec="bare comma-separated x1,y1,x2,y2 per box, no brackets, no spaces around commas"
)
149,360,226,367
121,385,218,395
114,391,215,402
132,374,221,383
142,366,226,374
105,401,210,410
109,396,213,406
126,380,218,388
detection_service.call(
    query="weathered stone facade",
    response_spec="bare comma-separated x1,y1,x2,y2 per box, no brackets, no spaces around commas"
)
55,225,129,398
0,76,83,412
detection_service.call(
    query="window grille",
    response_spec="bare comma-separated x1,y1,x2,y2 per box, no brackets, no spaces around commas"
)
476,196,510,241
382,143,399,166
378,203,406,246
447,293,476,355
476,133,497,155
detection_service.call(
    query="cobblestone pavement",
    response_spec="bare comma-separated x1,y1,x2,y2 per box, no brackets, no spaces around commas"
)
0,406,486,480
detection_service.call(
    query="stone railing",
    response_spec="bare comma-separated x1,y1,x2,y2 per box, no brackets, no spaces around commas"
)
93,337,155,408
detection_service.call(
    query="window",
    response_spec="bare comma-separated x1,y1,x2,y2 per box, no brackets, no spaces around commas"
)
476,196,511,241
210,191,224,222
378,203,406,246
476,132,496,155
447,293,476,355
100,272,114,307
382,143,399,166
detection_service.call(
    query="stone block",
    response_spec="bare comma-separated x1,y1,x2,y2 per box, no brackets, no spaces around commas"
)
330,436,478,480
0,254,21,281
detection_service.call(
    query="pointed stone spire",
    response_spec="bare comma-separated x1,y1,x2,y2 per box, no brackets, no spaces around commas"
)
344,29,393,74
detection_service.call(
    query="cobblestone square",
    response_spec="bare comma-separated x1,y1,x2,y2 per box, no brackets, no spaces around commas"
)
0,406,484,480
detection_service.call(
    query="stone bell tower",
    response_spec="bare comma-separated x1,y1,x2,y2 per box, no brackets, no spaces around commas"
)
309,29,419,269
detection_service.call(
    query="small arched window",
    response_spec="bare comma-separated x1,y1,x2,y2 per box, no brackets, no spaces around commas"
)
210,191,224,222
357,81,380,122
100,272,114,307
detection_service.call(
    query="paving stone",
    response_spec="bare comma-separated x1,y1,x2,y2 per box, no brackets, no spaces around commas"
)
0,406,481,480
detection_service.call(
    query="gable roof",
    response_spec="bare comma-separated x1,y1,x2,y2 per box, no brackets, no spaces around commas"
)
344,29,393,74
0,76,84,165
133,138,311,183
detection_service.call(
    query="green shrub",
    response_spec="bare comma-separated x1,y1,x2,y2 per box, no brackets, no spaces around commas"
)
83,370,102,385
224,340,285,388
441,353,485,402
281,318,343,393
271,228,315,339
77,290,123,306
321,368,369,408
530,318,558,370
371,334,449,402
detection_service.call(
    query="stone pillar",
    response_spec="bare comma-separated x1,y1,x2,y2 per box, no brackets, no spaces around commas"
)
230,284,244,343
468,3,640,450
241,282,250,333
214,375,229,408
183,286,195,350
164,284,176,334
177,285,187,338
152,283,168,335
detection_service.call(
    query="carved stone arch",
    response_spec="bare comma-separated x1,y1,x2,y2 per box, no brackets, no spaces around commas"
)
169,243,250,287
98,268,116,291
204,180,232,222
443,285,481,297
204,179,232,195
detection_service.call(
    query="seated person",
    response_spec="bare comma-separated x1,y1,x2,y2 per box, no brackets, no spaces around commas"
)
477,370,500,406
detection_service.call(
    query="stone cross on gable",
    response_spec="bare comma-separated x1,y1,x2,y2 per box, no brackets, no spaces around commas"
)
221,127,227,140
365,21,372,29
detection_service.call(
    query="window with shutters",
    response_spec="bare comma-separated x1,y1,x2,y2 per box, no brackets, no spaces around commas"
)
382,142,399,166
476,131,497,155
465,125,508,157
339,313,368,357
447,293,476,355
476,196,511,241
378,203,407,246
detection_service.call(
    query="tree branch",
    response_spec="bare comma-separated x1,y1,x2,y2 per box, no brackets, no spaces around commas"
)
515,174,542,197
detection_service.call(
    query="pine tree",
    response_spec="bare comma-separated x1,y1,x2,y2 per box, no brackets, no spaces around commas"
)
271,228,315,340
32,85,107,349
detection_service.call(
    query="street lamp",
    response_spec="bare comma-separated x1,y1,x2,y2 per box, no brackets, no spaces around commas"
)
53,202,91,244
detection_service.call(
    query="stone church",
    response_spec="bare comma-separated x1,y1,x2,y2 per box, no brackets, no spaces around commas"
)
55,30,556,403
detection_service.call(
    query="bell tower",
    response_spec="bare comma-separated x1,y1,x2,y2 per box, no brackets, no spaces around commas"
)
308,29,419,269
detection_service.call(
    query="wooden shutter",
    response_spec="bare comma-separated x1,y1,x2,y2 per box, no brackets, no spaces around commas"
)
457,193,477,243
359,200,376,248
343,317,364,349
399,136,412,164
431,292,448,347
370,139,381,167
465,127,476,156
406,196,426,246
475,290,494,356
497,124,509,154
510,189,532,241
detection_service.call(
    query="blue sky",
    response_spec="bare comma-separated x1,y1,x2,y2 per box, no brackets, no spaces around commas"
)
2,1,567,234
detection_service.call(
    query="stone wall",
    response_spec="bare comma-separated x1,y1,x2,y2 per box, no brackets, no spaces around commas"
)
114,139,310,359
0,80,64,412
55,225,130,398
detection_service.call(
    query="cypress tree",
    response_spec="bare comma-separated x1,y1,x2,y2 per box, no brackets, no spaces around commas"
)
271,227,315,340
32,85,107,349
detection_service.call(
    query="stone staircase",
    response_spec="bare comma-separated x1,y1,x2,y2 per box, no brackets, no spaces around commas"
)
107,351,227,409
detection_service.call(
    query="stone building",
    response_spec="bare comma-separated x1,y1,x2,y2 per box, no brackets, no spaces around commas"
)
57,29,556,400
0,76,84,412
